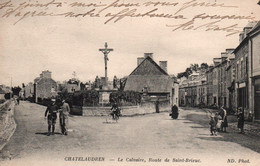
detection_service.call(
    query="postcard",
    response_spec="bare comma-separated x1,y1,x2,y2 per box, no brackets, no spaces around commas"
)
0,0,260,166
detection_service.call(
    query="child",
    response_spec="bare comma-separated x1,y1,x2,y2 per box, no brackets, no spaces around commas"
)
209,114,217,136
215,112,222,132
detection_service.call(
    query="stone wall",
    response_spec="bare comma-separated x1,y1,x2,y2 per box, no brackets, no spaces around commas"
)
83,102,171,116
0,100,16,151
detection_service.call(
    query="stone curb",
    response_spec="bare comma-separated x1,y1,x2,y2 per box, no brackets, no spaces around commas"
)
0,101,17,152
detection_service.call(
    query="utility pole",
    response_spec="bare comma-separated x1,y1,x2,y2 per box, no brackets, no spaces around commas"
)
99,42,113,86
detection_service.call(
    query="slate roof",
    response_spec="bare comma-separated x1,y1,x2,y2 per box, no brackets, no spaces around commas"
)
36,77,56,84
124,56,172,93
124,75,172,93
129,56,168,76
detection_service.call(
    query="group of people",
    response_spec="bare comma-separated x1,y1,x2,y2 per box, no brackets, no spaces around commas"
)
209,107,228,136
209,106,245,136
44,99,70,136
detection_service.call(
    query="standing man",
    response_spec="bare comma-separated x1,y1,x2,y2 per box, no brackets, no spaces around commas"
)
59,99,70,135
237,107,245,133
155,99,160,113
45,99,58,136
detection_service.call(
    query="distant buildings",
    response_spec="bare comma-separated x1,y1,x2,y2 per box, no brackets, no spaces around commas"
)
24,82,34,98
179,71,206,107
0,85,11,100
0,88,6,100
65,78,81,93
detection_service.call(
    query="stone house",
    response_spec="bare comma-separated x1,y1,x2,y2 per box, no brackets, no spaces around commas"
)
124,53,177,105
34,70,57,103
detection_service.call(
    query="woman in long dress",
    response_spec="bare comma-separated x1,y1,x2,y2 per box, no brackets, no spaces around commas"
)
219,107,228,132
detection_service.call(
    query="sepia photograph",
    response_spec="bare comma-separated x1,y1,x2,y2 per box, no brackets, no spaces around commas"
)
0,0,260,165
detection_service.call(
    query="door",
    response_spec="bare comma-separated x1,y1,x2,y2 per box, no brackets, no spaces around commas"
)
255,79,260,119
255,95,260,119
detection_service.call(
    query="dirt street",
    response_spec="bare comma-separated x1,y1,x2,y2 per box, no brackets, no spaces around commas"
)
0,101,260,166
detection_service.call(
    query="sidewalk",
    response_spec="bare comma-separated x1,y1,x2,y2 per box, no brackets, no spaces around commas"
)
203,108,260,137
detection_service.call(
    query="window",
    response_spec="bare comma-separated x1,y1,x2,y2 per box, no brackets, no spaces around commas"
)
236,64,239,80
246,57,248,76
241,60,244,78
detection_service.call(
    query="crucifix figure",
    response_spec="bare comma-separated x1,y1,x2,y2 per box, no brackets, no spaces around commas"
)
72,71,76,79
99,42,113,86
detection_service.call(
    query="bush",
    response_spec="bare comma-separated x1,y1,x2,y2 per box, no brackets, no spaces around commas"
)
4,93,11,99
82,90,99,106
109,90,141,106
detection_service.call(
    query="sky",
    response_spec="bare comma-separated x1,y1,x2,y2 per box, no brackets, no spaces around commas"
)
0,0,260,86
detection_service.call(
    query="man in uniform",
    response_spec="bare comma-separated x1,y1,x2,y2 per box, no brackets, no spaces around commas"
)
44,99,58,136
59,99,70,135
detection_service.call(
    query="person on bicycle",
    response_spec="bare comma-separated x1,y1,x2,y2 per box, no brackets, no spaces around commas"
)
110,102,120,119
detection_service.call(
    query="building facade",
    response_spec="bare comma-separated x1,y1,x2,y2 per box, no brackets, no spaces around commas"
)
248,22,260,120
124,53,177,105
34,70,58,102
24,82,34,98
232,22,258,120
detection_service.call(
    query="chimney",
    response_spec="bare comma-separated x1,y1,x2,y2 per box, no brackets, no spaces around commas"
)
41,70,52,78
239,32,244,43
226,48,235,53
221,52,228,62
159,61,167,73
244,27,252,35
213,58,221,66
137,57,145,66
144,53,153,59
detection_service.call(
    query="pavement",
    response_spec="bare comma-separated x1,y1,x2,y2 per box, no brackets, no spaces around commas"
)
0,101,260,166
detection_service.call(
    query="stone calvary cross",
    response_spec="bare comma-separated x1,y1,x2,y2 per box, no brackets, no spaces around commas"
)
99,42,113,86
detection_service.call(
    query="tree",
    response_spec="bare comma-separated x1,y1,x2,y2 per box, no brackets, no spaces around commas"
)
200,63,209,70
12,86,21,96
80,82,86,90
190,64,199,71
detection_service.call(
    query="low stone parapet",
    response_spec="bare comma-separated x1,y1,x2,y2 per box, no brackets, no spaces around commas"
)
0,100,16,151
83,104,170,116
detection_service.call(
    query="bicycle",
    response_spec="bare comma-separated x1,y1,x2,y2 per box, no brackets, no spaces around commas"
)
106,108,121,123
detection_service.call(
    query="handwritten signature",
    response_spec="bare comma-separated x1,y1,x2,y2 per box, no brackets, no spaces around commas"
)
0,0,257,36
166,20,241,36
